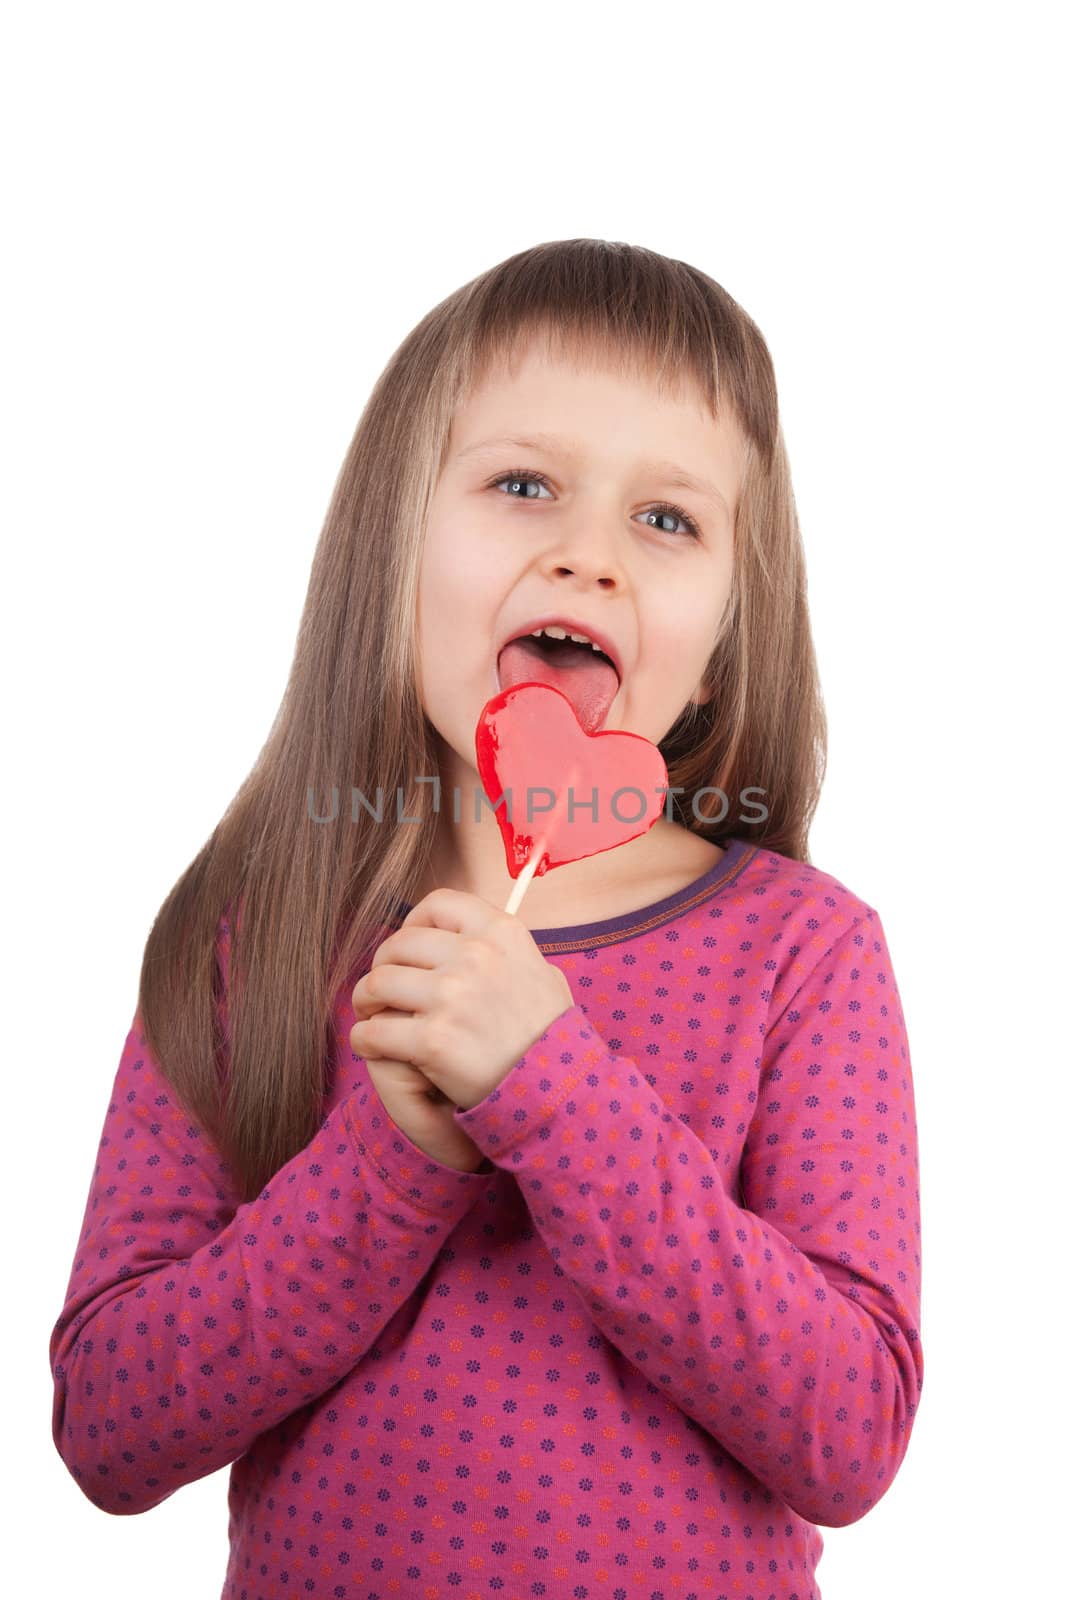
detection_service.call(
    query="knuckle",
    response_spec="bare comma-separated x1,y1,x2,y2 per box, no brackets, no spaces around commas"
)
437,969,464,1006
417,1018,442,1067
494,919,523,954
422,1015,457,1066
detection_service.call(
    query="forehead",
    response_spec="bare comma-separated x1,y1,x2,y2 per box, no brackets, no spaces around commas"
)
466,326,711,411
450,331,746,516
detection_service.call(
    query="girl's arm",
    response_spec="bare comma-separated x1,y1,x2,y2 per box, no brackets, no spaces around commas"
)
48,1002,489,1516
454,903,923,1529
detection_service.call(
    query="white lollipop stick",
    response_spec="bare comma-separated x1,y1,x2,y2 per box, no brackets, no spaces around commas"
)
503,763,580,916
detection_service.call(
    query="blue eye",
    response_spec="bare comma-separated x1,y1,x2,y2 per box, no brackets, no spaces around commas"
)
487,466,702,540
490,468,553,501
640,503,701,539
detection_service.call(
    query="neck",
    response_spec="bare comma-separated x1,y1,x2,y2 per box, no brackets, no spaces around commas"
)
412,745,677,919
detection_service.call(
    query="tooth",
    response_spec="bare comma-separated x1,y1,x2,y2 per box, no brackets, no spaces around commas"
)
526,624,608,655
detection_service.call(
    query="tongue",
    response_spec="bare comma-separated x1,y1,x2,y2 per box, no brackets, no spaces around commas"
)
498,637,620,734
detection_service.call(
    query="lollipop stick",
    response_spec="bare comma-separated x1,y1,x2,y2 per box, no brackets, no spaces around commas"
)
504,849,544,915
502,763,580,917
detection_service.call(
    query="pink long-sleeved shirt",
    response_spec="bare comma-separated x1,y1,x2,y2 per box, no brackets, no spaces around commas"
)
50,834,923,1599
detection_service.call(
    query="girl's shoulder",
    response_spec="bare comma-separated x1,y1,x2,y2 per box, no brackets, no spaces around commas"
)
732,833,879,920
726,832,887,969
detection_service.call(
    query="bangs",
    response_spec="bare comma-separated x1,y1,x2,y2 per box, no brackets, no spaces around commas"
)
462,312,727,423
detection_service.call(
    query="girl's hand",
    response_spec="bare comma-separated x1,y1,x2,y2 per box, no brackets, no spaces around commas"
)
361,1051,490,1173
350,888,575,1112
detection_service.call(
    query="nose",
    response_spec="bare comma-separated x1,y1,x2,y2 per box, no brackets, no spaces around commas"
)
550,561,619,589
541,507,625,589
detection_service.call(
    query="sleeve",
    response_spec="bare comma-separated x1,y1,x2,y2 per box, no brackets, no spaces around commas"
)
48,988,491,1515
453,905,923,1529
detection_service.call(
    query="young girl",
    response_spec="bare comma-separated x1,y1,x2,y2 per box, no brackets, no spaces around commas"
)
49,238,922,1599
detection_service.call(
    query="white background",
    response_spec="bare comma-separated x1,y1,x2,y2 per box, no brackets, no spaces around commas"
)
5,2,1063,1594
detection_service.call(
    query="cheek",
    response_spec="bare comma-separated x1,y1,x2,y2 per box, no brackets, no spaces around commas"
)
422,516,496,600
416,547,476,676
422,521,517,657
416,528,503,702
642,593,727,676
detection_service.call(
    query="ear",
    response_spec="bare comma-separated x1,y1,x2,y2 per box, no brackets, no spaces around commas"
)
690,676,712,708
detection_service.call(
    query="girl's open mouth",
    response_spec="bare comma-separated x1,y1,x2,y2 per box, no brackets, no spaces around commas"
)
495,632,621,734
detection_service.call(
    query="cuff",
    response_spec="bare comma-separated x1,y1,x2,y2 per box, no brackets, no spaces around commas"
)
343,1082,495,1217
454,1003,614,1164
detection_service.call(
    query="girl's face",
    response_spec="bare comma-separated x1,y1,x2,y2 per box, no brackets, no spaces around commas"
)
416,338,744,785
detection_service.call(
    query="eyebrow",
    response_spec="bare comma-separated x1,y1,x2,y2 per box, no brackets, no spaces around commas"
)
454,431,731,518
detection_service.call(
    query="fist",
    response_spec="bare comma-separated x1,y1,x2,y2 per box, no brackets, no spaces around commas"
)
350,888,575,1111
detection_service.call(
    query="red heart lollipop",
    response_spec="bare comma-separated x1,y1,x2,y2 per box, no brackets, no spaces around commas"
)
475,681,668,909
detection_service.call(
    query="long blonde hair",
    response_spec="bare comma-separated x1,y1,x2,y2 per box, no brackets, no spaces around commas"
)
137,238,827,1202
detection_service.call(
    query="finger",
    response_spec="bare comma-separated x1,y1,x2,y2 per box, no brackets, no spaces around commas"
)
352,930,446,1015
400,887,500,937
351,1008,419,1065
364,1054,451,1105
353,964,434,1020
351,1007,406,1055
370,923,459,971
